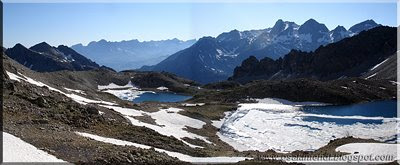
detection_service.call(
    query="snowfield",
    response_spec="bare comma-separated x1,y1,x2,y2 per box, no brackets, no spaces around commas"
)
370,58,389,71
76,132,250,163
182,103,205,107
157,86,168,91
103,89,150,101
6,71,116,105
216,98,397,152
64,87,86,95
98,81,156,102
3,132,66,162
100,105,211,147
366,73,377,79
336,143,399,157
98,81,136,90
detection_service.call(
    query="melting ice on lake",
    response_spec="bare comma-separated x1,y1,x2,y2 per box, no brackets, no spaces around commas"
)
214,98,397,153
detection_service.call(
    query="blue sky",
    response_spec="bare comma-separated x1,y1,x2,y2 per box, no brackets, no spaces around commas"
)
4,2,397,48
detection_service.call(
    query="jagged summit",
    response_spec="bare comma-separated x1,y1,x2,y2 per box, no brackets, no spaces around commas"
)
271,19,290,35
349,19,379,33
299,18,329,34
145,19,386,84
13,43,27,49
332,25,347,32
29,41,53,52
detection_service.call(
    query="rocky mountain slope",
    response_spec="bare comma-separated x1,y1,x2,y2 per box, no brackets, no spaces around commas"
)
6,42,100,72
362,53,397,80
72,38,196,71
143,19,380,84
196,78,396,105
229,26,396,83
2,55,190,163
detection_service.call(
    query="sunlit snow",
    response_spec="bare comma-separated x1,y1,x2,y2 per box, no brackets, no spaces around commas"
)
103,89,151,102
336,143,399,157
216,98,397,153
98,81,136,90
76,132,249,163
3,132,66,162
100,105,212,146
370,58,389,71
157,86,168,91
64,87,86,95
6,71,116,105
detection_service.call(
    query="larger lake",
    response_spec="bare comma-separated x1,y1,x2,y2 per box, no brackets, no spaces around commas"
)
216,99,397,152
301,100,397,125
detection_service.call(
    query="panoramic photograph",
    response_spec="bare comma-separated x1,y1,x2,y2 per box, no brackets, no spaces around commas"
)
2,1,398,164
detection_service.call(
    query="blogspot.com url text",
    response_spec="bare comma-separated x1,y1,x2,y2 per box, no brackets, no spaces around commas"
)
257,154,396,163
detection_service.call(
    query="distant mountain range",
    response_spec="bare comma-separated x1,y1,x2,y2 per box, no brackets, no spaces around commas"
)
141,19,381,84
71,38,196,71
229,26,396,83
5,42,101,72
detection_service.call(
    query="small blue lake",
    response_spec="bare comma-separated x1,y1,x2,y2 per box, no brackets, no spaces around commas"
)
301,100,397,125
132,92,192,103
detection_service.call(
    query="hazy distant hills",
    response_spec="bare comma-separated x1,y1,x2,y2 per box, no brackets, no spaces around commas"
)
71,38,196,71
229,26,396,83
142,19,380,84
5,42,101,72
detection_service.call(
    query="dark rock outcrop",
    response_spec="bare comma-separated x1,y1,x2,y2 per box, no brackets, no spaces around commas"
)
193,78,396,104
230,26,397,83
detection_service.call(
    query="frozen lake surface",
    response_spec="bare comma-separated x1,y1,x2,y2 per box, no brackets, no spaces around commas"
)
215,98,397,153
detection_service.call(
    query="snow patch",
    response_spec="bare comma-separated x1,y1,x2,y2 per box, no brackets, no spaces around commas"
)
336,143,399,160
3,132,66,162
157,86,168,91
103,89,150,102
181,140,204,148
100,81,156,102
100,105,212,145
98,81,136,90
366,73,377,79
76,132,249,163
6,71,22,82
370,58,389,71
6,71,115,105
64,87,86,95
65,93,116,105
182,103,205,107
389,81,399,85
